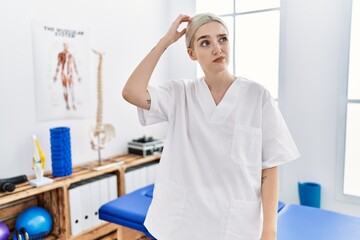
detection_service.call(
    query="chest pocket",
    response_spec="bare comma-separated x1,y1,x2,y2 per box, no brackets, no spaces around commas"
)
231,125,262,168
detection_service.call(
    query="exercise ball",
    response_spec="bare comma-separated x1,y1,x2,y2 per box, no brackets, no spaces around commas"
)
0,222,10,240
15,206,52,238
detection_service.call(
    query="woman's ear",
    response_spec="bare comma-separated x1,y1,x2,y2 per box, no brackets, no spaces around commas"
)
187,48,197,61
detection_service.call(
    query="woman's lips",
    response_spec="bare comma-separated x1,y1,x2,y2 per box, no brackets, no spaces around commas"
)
213,56,225,62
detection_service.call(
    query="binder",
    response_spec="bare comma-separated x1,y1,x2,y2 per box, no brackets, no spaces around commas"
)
89,179,102,226
133,168,141,192
124,162,160,193
139,167,147,189
99,177,110,205
69,184,83,235
125,170,135,194
80,183,93,231
107,175,118,201
147,163,158,185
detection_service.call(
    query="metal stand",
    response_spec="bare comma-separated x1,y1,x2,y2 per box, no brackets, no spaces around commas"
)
97,135,102,166
82,135,124,171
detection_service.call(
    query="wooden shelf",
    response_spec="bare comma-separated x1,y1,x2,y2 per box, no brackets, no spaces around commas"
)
0,154,160,240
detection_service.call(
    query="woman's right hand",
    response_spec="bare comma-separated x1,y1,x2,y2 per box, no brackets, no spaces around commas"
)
123,14,191,110
162,14,191,47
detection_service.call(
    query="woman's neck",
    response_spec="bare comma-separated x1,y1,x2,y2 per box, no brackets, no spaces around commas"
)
204,71,235,91
204,71,236,105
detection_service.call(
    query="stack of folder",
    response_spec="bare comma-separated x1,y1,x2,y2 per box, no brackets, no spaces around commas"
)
125,162,159,194
69,174,117,236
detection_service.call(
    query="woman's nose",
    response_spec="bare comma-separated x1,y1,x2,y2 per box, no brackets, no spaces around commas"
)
212,44,222,55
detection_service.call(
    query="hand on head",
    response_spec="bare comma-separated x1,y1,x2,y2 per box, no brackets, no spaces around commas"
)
163,14,191,46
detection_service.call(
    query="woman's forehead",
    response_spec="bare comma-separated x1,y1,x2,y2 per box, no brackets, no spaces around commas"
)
194,21,228,38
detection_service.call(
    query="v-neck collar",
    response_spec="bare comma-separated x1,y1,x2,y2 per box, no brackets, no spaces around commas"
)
196,77,245,123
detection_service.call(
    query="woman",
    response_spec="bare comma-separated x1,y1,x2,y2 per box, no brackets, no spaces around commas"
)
123,13,300,240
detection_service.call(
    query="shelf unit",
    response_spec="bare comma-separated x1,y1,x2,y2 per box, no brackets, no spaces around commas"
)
0,154,160,240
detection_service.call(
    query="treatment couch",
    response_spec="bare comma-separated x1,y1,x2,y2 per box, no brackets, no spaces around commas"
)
99,184,360,239
277,203,360,240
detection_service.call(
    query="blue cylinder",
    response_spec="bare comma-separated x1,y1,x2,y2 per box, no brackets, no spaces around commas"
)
50,127,72,177
298,182,321,208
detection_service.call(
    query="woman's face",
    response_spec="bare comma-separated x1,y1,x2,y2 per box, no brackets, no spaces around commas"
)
187,21,230,75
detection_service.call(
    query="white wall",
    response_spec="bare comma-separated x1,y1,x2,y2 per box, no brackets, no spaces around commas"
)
279,0,360,216
0,0,195,178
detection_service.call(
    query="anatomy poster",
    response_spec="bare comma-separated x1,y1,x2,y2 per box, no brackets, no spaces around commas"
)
31,20,93,121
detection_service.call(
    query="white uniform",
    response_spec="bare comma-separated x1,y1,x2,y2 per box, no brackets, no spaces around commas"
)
138,77,300,240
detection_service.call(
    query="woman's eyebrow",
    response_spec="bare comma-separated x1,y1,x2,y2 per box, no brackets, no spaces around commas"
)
218,34,227,38
197,35,210,42
197,33,228,42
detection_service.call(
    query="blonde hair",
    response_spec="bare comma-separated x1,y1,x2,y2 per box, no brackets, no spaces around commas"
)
185,13,228,49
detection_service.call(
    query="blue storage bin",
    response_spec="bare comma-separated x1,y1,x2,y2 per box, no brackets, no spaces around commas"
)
298,182,321,208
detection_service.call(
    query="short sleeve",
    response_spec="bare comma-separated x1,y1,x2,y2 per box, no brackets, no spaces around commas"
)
261,90,300,169
137,81,175,126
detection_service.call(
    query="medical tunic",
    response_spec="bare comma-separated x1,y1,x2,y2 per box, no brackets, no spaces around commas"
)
138,77,300,240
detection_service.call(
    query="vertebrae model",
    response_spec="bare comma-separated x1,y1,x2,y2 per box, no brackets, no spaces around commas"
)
90,49,115,150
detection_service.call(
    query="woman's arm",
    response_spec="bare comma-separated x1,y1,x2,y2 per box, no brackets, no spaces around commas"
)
122,14,191,110
260,166,279,240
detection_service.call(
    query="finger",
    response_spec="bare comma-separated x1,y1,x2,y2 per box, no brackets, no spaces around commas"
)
178,28,187,36
174,14,191,27
177,14,191,21
172,15,191,34
181,16,191,23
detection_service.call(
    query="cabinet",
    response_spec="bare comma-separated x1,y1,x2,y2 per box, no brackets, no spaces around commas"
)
0,154,160,240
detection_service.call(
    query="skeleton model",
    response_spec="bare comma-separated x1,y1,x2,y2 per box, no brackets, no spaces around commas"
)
90,49,116,163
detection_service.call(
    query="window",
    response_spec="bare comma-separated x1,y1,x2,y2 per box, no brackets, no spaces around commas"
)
196,0,280,98
343,0,360,198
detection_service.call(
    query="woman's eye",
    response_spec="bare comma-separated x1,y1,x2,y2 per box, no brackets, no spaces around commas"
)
200,40,210,47
219,37,228,43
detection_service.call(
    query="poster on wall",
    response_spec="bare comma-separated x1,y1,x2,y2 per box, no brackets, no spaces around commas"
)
31,20,93,121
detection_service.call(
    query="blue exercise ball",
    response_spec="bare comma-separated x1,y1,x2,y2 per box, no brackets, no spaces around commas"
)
15,206,52,239
0,222,10,240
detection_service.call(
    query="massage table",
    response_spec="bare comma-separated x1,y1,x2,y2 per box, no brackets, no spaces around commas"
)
99,185,360,239
277,204,360,240
99,185,286,238
99,184,155,238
